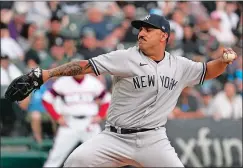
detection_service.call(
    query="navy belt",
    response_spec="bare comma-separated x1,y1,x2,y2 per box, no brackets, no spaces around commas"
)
73,115,86,119
109,125,164,134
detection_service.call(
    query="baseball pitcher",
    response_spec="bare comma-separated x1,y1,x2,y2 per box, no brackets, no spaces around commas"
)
5,14,238,167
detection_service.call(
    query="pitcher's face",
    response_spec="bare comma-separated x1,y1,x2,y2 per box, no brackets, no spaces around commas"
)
138,26,167,52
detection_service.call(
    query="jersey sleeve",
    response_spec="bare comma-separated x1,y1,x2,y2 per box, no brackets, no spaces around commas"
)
88,49,131,76
42,77,66,103
179,57,207,87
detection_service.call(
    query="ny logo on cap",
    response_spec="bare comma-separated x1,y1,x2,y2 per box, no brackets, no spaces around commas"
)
143,15,150,21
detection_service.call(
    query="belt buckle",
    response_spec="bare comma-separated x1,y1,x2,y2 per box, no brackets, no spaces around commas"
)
115,126,122,134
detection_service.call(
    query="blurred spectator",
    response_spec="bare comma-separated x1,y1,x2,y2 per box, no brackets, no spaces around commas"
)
166,29,183,56
195,18,224,61
47,1,65,19
195,18,211,35
25,2,52,30
176,1,197,27
116,1,133,9
190,2,210,23
232,9,242,39
218,1,239,31
133,1,158,12
226,47,242,97
169,9,185,41
0,1,14,10
26,82,55,143
1,7,13,24
60,1,85,14
171,87,205,119
86,2,122,17
149,8,163,16
235,56,242,95
7,5,27,40
209,11,236,47
17,22,37,52
235,79,242,97
182,24,201,60
157,1,177,17
199,89,213,117
78,28,106,60
63,36,83,59
41,37,69,69
201,1,216,14
208,82,242,120
81,7,116,41
119,3,139,43
204,38,222,61
81,7,125,50
25,31,49,71
46,15,63,49
215,1,227,11
1,22,24,61
227,49,242,82
0,54,23,87
198,78,223,97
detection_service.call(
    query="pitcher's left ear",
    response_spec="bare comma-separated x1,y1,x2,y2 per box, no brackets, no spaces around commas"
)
160,32,168,42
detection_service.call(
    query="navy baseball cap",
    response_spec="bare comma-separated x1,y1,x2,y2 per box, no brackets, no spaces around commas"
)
131,14,170,42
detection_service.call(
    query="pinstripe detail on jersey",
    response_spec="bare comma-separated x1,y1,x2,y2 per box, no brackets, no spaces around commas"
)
89,59,100,76
199,62,206,85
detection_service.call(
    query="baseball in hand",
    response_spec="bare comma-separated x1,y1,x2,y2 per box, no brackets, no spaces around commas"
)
222,48,237,64
223,52,236,61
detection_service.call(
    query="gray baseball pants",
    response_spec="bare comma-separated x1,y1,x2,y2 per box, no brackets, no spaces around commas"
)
64,126,184,167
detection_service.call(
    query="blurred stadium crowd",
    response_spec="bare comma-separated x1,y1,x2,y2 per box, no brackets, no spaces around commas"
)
0,1,242,142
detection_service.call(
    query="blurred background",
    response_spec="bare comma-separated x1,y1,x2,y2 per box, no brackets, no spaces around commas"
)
0,1,242,168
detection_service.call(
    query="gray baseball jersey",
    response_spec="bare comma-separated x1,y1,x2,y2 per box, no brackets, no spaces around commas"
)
89,46,206,129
